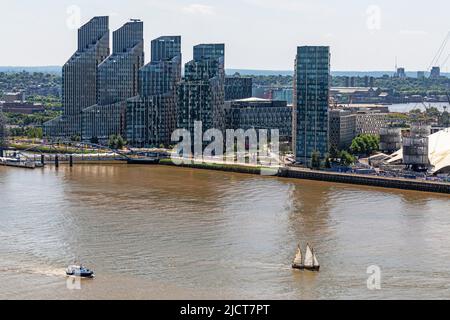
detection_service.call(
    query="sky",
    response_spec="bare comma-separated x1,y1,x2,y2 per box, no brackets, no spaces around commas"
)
0,0,449,71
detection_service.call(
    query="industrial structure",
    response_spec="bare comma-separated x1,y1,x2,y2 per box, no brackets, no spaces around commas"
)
402,125,431,171
384,128,450,174
379,127,402,153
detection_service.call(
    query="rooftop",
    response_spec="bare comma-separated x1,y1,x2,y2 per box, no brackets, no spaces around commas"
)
234,97,272,102
331,87,380,94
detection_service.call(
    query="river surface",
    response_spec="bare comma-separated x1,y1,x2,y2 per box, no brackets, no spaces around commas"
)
0,164,449,300
389,102,448,113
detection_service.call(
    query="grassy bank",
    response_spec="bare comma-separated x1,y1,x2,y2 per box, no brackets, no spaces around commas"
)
8,143,101,154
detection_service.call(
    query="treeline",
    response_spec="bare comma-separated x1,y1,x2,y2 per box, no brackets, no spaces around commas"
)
5,111,61,126
26,95,62,109
250,74,450,96
8,126,43,139
0,111,6,146
0,71,61,96
249,74,293,87
332,76,450,96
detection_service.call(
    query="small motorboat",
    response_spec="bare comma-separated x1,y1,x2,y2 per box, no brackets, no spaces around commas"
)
66,264,95,278
292,243,320,272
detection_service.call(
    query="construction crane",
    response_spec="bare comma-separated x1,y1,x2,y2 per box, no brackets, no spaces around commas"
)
429,32,450,70
440,53,450,69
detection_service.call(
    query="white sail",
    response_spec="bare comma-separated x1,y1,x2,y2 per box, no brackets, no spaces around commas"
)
313,253,319,267
304,244,314,267
293,246,303,265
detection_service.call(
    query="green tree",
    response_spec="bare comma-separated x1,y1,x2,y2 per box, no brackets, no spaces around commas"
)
116,135,125,149
70,135,81,142
425,106,441,118
439,110,449,127
108,134,126,150
329,145,339,160
339,150,355,166
0,110,6,147
350,134,379,156
108,135,117,149
311,151,321,169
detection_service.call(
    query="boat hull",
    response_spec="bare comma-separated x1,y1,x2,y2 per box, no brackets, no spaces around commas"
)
127,158,160,165
304,266,320,272
292,264,320,271
66,271,95,278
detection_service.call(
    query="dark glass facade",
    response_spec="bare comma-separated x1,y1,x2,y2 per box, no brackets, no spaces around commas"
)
126,36,182,147
225,98,292,142
44,16,110,138
225,76,252,101
293,46,330,164
151,36,181,62
177,44,226,139
96,20,144,106
83,20,144,142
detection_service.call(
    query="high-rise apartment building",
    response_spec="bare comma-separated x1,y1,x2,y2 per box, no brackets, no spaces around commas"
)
225,98,292,142
292,46,331,164
96,20,144,105
177,44,226,139
126,36,182,147
225,76,253,101
44,16,110,139
82,20,144,142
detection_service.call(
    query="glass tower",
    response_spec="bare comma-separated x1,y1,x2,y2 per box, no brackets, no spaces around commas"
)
126,36,182,147
43,16,110,139
97,20,144,105
82,20,144,142
177,44,226,139
293,46,330,164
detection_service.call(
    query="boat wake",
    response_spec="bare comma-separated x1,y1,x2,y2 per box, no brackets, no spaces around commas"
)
0,266,66,277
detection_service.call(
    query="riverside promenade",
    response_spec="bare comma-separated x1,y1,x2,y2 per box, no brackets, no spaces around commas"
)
278,167,450,195
159,159,450,195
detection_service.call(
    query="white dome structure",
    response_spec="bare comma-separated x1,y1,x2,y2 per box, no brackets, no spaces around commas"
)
385,128,450,174
429,129,450,173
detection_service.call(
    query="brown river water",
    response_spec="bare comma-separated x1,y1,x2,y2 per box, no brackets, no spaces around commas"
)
0,164,449,299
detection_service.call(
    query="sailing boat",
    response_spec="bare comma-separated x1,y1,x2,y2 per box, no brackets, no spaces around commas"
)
303,243,320,271
292,243,320,271
292,244,304,269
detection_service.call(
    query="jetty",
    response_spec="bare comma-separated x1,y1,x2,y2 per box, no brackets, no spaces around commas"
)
0,157,38,169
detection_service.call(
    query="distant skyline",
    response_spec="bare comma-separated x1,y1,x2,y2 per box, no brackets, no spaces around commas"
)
0,0,449,71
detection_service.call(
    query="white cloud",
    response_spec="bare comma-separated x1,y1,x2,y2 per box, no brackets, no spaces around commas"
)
182,4,215,15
